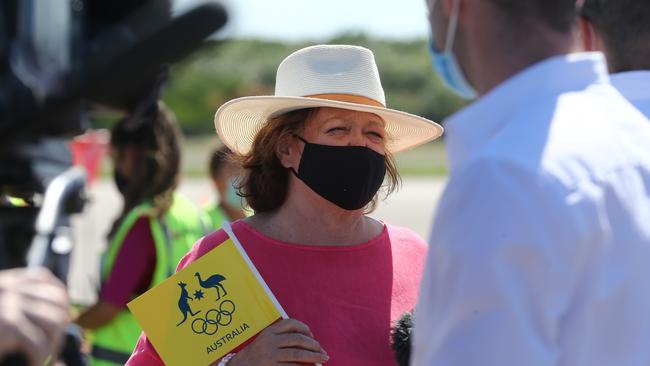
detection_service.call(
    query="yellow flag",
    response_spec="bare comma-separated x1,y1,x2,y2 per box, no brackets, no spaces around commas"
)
128,223,285,366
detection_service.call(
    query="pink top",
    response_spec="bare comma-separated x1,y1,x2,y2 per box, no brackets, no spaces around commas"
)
101,217,157,308
127,220,427,366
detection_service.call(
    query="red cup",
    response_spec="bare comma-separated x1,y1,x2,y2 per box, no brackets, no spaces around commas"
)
70,129,109,186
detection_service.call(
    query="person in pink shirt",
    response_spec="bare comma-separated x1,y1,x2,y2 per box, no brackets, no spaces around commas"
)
127,44,443,366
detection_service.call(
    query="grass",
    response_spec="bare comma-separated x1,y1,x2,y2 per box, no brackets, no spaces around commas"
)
99,135,449,178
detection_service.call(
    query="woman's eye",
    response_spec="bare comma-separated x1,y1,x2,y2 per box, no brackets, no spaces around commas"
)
327,127,347,133
367,131,384,139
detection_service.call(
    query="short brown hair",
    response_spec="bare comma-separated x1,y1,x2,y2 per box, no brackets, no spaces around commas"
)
489,0,577,34
209,145,233,180
581,0,650,72
236,108,401,213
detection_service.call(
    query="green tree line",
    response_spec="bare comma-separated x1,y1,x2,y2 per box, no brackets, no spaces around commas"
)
155,34,466,135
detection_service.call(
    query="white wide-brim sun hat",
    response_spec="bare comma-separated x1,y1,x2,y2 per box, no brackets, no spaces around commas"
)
214,44,443,155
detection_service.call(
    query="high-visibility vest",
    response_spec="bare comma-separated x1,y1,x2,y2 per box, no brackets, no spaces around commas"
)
90,193,207,365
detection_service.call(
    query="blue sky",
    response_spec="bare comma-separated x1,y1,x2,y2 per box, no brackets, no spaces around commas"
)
175,0,430,41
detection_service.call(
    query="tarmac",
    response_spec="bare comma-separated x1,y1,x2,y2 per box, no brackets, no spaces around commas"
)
68,177,447,305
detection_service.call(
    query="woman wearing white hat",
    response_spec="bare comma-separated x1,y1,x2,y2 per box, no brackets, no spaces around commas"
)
127,45,442,365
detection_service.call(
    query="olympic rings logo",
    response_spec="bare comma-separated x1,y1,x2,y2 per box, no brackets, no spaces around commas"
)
191,300,236,335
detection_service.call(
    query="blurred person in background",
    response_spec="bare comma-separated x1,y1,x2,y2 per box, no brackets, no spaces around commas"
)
579,0,650,117
74,101,207,366
413,0,650,365
0,268,69,366
205,145,246,229
127,44,443,366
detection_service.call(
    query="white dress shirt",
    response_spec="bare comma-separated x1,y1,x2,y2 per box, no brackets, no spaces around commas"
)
412,53,650,366
610,70,650,119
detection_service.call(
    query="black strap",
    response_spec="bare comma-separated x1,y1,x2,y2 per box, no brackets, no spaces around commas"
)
293,134,309,145
290,134,308,178
91,345,130,364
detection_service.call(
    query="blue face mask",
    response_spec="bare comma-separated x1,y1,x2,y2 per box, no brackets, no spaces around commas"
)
225,178,242,208
428,0,477,99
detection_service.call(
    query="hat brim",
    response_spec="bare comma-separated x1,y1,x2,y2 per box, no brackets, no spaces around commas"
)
214,96,444,155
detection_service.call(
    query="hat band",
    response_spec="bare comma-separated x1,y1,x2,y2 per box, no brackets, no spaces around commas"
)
305,93,385,108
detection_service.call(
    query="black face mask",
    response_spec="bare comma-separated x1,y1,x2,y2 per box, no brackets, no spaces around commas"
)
291,136,386,211
113,171,129,195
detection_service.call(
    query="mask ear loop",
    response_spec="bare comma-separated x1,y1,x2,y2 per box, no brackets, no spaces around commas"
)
427,0,460,52
292,134,309,145
444,0,461,53
288,134,309,177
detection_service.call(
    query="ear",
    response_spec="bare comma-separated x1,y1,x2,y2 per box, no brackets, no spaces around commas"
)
213,178,226,194
124,146,142,172
441,0,469,27
578,17,602,52
440,0,454,17
276,134,300,170
119,146,143,177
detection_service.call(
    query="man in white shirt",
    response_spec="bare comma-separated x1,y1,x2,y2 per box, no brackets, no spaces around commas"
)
412,0,650,365
578,0,650,117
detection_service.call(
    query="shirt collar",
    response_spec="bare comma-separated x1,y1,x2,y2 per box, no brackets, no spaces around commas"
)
610,70,650,101
443,52,610,171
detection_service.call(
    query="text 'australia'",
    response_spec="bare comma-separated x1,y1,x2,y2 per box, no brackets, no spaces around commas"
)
206,323,250,354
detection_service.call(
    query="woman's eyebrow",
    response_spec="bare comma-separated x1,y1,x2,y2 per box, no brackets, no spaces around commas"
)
367,118,386,128
319,116,347,125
